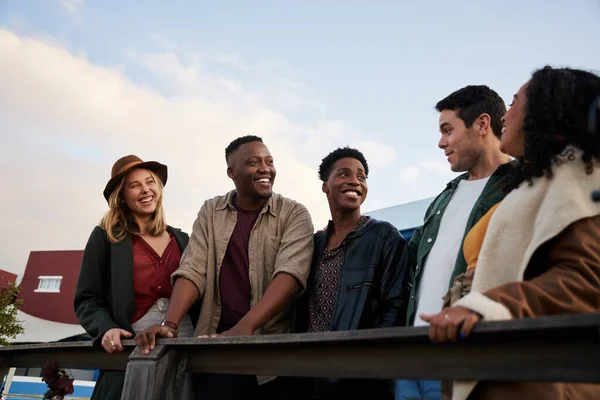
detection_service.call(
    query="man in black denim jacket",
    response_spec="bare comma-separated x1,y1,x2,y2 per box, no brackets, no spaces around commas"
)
292,147,409,400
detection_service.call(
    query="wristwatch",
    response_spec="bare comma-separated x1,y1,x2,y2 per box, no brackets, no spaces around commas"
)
159,319,179,335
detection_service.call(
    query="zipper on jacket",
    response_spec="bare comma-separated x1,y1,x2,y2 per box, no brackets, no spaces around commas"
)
347,282,375,290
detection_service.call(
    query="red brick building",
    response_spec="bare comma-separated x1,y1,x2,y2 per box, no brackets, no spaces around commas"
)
2,252,98,394
0,269,18,293
0,250,86,343
18,250,83,325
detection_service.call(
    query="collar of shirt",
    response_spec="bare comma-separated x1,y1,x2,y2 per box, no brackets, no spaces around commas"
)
215,190,277,217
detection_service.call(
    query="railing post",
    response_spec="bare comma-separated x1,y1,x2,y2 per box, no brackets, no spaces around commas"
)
121,344,187,400
0,355,10,387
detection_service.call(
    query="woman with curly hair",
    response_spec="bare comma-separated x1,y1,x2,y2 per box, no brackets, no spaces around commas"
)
422,66,600,399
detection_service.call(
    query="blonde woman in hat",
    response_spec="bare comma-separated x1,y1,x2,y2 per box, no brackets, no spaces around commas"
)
74,155,198,400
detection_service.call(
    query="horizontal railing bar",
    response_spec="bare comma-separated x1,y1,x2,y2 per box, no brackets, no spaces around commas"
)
2,313,599,352
1,314,598,383
1,394,90,399
3,348,130,370
184,340,600,382
160,312,600,347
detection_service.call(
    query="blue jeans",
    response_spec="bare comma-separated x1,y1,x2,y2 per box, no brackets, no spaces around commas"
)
395,380,441,400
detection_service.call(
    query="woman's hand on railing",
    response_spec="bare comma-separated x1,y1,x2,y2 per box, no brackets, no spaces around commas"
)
101,328,133,353
420,306,482,343
134,324,177,355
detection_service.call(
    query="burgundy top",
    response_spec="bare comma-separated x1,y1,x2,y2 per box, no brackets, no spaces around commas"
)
131,233,181,324
217,200,260,333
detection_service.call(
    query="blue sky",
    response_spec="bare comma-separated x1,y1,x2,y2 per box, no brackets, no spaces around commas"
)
1,0,599,273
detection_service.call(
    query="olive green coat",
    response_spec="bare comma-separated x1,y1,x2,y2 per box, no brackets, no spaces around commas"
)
74,225,198,400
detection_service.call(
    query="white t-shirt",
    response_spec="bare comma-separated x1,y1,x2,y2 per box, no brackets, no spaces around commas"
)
413,177,490,327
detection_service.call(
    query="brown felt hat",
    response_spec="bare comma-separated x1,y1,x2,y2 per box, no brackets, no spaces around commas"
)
103,155,168,202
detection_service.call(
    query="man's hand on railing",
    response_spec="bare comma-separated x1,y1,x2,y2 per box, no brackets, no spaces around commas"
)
220,321,255,337
102,328,133,353
420,306,482,343
198,320,255,338
134,324,177,355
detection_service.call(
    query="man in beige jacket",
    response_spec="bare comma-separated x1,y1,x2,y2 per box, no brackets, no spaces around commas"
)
135,135,314,399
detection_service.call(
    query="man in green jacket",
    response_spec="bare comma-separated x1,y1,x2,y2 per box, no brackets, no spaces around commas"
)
396,85,512,400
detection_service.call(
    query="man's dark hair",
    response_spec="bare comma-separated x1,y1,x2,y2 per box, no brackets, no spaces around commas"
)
225,135,263,161
318,147,369,181
505,66,600,191
435,85,506,138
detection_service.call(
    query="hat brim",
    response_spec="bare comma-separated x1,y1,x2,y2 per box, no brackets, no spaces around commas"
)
103,161,168,202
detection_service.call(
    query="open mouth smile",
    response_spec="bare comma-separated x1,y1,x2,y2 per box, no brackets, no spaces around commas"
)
341,189,362,198
139,196,154,204
254,177,272,186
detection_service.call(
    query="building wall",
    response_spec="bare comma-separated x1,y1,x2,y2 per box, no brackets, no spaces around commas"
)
0,269,17,288
365,197,434,242
18,251,83,325
6,375,95,399
365,197,434,232
0,269,17,301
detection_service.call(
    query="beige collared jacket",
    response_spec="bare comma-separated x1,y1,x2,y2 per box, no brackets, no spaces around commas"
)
172,190,314,337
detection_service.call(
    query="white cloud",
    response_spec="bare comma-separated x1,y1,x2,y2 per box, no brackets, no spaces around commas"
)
419,159,457,178
59,0,85,23
353,139,398,168
400,166,420,183
0,29,399,274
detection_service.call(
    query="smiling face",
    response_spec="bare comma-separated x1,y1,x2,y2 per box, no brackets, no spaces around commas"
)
500,82,528,158
122,168,161,219
227,141,276,202
322,157,368,213
438,109,486,173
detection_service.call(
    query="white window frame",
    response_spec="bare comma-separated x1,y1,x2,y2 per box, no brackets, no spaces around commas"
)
34,276,63,293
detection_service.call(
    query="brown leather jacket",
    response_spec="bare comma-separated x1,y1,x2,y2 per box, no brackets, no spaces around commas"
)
468,215,600,399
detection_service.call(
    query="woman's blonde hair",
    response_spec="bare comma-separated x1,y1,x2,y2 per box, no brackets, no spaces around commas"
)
99,169,167,243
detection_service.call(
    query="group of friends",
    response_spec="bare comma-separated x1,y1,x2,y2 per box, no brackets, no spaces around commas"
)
74,66,600,400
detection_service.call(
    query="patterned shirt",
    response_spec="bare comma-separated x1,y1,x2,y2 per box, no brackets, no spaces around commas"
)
308,216,369,332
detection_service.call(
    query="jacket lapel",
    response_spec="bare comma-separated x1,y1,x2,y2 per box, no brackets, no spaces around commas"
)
110,234,135,330
168,226,189,253
108,227,190,332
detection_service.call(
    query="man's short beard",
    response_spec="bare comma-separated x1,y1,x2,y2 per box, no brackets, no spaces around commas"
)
256,191,273,200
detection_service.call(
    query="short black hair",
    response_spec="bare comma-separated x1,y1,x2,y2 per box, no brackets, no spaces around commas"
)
318,147,369,181
225,135,263,161
436,85,506,138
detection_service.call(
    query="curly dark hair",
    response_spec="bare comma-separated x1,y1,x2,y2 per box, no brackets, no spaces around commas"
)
318,147,369,181
506,66,600,190
435,85,506,138
225,135,263,161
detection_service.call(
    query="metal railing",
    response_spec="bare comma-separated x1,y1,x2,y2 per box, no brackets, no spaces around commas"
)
1,394,89,399
1,313,599,400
